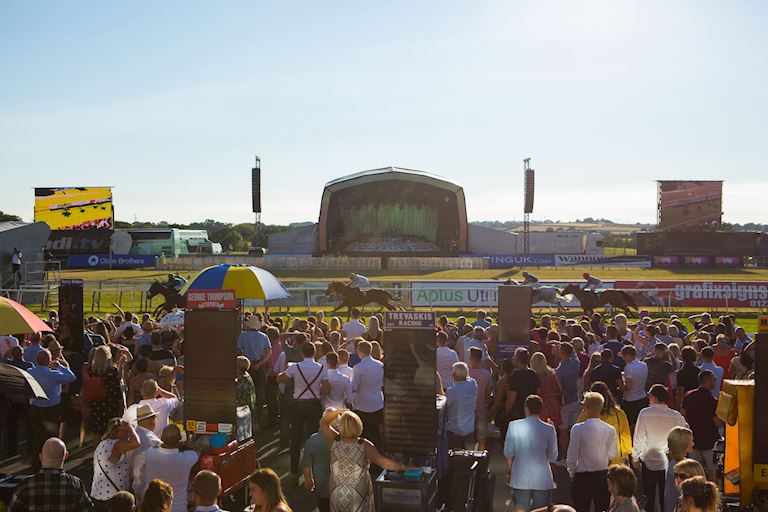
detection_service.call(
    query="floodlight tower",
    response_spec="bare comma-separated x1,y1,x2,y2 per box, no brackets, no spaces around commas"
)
252,156,262,224
523,158,535,254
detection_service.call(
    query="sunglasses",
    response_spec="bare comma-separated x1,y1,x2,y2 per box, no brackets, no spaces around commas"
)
674,473,690,480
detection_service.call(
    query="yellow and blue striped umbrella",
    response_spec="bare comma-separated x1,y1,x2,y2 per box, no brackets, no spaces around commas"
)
180,264,291,300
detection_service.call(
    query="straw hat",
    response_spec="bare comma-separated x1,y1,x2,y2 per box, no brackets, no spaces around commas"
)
246,317,262,330
136,404,157,422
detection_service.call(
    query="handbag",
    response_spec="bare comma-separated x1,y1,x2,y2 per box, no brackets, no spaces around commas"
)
82,370,107,401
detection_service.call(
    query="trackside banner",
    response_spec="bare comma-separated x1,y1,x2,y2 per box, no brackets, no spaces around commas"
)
615,280,768,309
554,255,652,268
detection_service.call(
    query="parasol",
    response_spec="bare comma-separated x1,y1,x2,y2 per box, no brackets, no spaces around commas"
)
0,363,48,403
180,264,291,301
158,310,185,328
0,296,54,335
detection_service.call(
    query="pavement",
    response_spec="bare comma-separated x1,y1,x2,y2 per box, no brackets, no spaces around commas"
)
0,421,576,512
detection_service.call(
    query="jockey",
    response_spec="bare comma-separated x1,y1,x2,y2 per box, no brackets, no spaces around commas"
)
521,271,539,285
348,273,370,289
166,273,186,292
582,272,602,291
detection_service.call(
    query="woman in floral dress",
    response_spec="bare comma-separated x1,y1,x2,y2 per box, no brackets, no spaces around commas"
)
319,409,417,512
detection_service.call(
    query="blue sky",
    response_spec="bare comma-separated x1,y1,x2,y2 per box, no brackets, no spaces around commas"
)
1,1,766,225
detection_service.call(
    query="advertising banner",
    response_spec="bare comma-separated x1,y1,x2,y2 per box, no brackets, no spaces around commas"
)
410,281,611,308
46,230,113,255
554,255,652,268
385,311,436,329
67,254,156,269
34,187,114,230
187,289,236,310
488,255,557,268
652,255,743,268
615,280,768,309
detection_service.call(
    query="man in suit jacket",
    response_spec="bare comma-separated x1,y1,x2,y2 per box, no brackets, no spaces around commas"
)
504,395,559,512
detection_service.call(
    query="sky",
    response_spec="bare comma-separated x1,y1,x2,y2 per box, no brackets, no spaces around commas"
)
1,1,766,226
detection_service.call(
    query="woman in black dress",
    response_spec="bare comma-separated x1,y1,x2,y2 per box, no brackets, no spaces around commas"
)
88,345,124,437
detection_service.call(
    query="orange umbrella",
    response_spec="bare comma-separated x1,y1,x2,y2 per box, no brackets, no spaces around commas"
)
0,296,53,335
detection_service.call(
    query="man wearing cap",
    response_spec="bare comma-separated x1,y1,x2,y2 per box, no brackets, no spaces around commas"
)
237,315,271,426
128,404,161,504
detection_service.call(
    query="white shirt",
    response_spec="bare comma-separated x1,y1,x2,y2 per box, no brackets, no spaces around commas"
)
623,359,649,402
342,320,366,340
323,368,353,410
285,358,328,400
504,416,558,490
91,439,130,500
566,418,618,478
436,346,459,388
115,321,143,338
632,404,689,471
144,446,199,512
351,356,384,412
337,363,354,380
124,397,180,437
11,252,21,265
129,426,161,503
0,335,19,358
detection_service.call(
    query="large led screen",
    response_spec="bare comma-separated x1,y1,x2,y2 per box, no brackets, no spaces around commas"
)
34,187,114,230
657,180,722,231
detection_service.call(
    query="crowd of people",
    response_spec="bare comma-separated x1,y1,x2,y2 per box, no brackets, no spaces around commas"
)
0,301,754,512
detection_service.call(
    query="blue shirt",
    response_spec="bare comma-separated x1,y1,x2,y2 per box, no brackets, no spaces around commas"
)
462,338,489,362
27,364,76,407
699,361,724,399
301,432,330,498
5,357,33,370
24,344,44,364
237,330,270,362
445,378,478,436
555,358,581,405
470,319,492,329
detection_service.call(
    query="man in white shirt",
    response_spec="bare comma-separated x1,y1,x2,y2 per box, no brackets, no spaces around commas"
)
144,425,201,512
621,345,649,429
631,384,689,512
436,331,459,388
192,470,228,512
114,313,143,338
323,352,352,410
277,342,329,475
123,379,179,437
567,392,617,512
128,404,161,504
341,308,367,341
351,340,385,450
336,349,354,380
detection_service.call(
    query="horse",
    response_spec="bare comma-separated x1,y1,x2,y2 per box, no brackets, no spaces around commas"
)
561,283,638,315
147,280,186,319
324,281,401,315
530,285,569,312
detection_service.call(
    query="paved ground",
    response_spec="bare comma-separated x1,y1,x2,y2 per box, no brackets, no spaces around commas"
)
0,422,576,511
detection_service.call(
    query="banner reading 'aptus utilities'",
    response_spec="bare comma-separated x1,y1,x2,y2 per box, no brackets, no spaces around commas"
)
34,187,113,230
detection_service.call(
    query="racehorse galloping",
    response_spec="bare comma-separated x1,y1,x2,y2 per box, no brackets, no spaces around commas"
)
530,285,568,313
325,281,400,314
561,283,638,315
147,280,186,319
